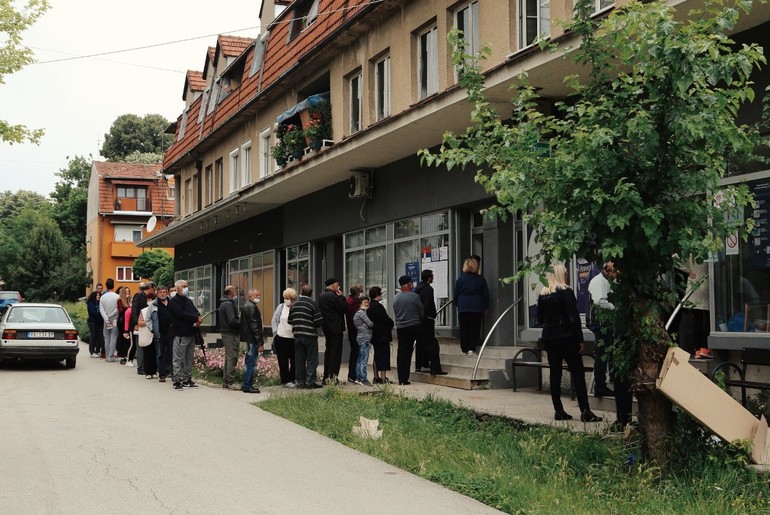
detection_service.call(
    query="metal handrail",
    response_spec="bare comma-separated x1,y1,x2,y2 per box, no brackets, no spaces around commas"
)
472,296,524,380
665,285,699,332
435,299,455,318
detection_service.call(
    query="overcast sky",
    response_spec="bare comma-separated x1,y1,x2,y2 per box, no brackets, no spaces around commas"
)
2,0,262,197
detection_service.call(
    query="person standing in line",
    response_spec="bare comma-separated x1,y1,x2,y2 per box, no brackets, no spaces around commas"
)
345,285,363,383
415,269,447,376
116,287,131,364
393,275,424,385
131,282,155,375
137,304,158,379
352,296,374,386
319,278,347,384
219,285,241,390
87,290,103,358
537,263,602,423
453,257,489,356
99,278,120,363
240,289,264,394
288,284,323,389
271,288,297,387
587,263,616,398
169,279,203,390
150,285,174,382
367,286,393,384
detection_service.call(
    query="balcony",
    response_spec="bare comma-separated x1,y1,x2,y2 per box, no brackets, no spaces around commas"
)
114,197,152,212
111,241,141,258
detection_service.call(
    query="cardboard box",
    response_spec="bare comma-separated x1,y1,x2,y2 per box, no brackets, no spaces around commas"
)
656,346,770,465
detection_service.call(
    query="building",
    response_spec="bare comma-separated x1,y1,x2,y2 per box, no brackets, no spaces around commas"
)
141,0,769,358
86,161,176,293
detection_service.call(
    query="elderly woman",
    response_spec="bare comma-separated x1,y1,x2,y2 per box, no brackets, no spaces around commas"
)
537,263,602,422
453,257,489,356
271,288,297,387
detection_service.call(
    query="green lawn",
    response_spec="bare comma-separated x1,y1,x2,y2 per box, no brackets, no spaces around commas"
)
258,388,770,514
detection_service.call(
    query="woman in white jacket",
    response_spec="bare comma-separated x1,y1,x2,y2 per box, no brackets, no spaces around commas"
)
271,288,297,387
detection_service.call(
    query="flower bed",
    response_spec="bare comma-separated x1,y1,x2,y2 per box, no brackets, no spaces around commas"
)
193,346,281,386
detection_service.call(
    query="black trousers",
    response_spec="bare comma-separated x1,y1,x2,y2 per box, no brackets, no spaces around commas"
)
322,330,343,381
458,312,483,353
88,321,104,355
543,337,590,413
590,327,611,390
614,377,633,425
142,342,157,376
274,335,296,384
156,333,173,377
396,325,421,384
347,330,359,381
417,319,442,373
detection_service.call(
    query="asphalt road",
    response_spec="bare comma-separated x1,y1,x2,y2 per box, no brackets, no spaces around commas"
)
0,343,502,514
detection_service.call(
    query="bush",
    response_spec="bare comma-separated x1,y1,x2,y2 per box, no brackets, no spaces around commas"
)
61,300,90,342
193,346,280,386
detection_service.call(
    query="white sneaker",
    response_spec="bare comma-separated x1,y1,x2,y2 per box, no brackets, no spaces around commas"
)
283,382,296,388
467,351,476,356
125,360,135,367
90,353,99,358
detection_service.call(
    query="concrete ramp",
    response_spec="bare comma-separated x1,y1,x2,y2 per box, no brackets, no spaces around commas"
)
657,346,770,465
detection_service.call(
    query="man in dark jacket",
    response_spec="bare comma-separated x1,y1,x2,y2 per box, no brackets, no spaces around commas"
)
319,277,348,384
414,270,446,376
169,279,202,390
240,288,264,394
219,285,241,390
288,284,324,389
393,275,424,385
367,286,393,384
345,285,363,383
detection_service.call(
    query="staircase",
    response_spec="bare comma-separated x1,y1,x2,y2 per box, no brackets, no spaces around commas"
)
409,340,516,390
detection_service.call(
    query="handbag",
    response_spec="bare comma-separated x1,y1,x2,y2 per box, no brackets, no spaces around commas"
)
137,306,154,347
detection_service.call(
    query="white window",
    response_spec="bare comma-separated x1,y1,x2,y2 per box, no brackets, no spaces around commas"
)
229,149,240,194
114,225,142,243
375,55,391,121
178,110,188,141
250,33,269,77
116,267,140,282
349,73,362,133
207,82,219,115
167,181,175,200
198,88,210,123
520,0,550,48
204,165,213,206
418,26,439,100
185,178,192,214
241,141,252,188
595,0,614,12
305,0,320,28
455,1,479,56
214,159,223,201
259,127,272,177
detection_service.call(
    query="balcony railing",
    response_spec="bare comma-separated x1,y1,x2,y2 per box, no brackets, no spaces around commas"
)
114,197,151,212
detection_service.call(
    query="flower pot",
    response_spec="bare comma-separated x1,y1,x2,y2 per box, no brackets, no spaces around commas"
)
291,149,304,160
309,139,322,150
276,157,287,166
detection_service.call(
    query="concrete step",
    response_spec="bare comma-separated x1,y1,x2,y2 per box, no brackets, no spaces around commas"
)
409,371,488,389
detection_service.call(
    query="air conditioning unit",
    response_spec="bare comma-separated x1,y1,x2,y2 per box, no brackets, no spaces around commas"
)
348,172,372,199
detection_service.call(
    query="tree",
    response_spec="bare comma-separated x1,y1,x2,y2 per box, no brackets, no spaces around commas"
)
50,155,91,252
421,0,766,467
1,0,49,144
122,150,164,164
100,113,171,161
132,249,173,281
0,189,51,219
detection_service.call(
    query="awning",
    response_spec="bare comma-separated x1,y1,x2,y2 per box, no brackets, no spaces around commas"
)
275,92,330,123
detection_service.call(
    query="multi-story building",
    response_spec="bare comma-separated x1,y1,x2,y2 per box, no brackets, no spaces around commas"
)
86,161,176,293
141,0,769,360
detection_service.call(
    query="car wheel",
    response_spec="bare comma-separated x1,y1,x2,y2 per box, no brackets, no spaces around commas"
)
65,356,76,369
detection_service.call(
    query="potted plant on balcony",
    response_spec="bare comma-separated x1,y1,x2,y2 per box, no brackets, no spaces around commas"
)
283,124,306,160
271,142,287,167
305,102,331,149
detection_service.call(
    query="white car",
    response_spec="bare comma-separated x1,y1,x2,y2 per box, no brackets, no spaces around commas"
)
0,303,80,368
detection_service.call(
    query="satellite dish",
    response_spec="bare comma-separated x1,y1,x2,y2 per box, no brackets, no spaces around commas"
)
146,216,158,233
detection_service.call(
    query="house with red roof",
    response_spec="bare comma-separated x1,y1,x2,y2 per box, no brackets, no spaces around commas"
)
86,161,175,293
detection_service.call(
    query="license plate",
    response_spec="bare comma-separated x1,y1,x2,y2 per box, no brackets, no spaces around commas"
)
28,332,54,338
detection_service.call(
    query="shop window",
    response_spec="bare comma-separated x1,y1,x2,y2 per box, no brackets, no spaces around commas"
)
228,250,276,320
176,265,214,323
286,243,311,291
520,0,550,48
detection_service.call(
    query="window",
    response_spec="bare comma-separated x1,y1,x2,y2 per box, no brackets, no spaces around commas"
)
229,149,240,194
595,0,614,12
418,25,439,100
116,266,140,282
286,243,311,291
228,250,276,322
289,0,321,40
175,265,214,322
114,225,142,243
374,55,391,121
198,88,210,123
455,1,479,56
520,0,550,48
214,159,223,201
204,165,213,206
259,127,272,177
349,72,362,134
249,33,269,77
116,186,148,211
241,141,252,188
185,178,192,215
178,110,188,140
168,180,175,200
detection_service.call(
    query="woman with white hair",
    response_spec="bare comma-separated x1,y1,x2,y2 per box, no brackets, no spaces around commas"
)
537,263,602,422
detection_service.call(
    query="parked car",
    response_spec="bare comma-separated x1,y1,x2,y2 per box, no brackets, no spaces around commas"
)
0,291,23,314
0,303,79,368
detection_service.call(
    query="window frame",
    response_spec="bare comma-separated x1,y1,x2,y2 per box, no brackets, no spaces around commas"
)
349,71,363,134
259,127,273,177
374,54,391,121
116,266,140,282
241,140,252,188
454,1,479,56
214,158,224,201
418,25,439,100
519,0,551,49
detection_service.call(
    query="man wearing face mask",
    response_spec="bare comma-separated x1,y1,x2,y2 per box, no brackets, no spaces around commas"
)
271,288,297,387
150,285,174,382
240,289,264,394
219,285,241,390
169,279,203,390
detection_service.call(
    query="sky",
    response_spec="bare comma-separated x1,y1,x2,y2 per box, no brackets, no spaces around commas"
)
1,0,262,197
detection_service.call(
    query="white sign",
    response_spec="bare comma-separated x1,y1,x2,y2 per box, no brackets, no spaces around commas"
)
725,231,740,256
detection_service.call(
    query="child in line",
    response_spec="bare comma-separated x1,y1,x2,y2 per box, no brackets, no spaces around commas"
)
353,297,374,386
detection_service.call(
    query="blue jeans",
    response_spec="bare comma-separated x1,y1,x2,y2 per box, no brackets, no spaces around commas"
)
242,341,259,390
356,339,371,382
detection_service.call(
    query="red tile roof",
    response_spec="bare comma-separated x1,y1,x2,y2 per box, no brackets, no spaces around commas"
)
93,161,174,216
186,70,206,92
219,35,253,58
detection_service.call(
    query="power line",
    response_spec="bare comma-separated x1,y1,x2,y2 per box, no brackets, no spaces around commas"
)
31,26,259,65
27,46,186,73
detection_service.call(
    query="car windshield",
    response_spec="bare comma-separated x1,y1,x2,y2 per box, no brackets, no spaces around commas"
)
0,292,20,300
6,306,69,324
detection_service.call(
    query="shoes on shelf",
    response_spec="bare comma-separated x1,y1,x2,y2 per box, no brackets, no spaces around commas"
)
581,409,603,423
